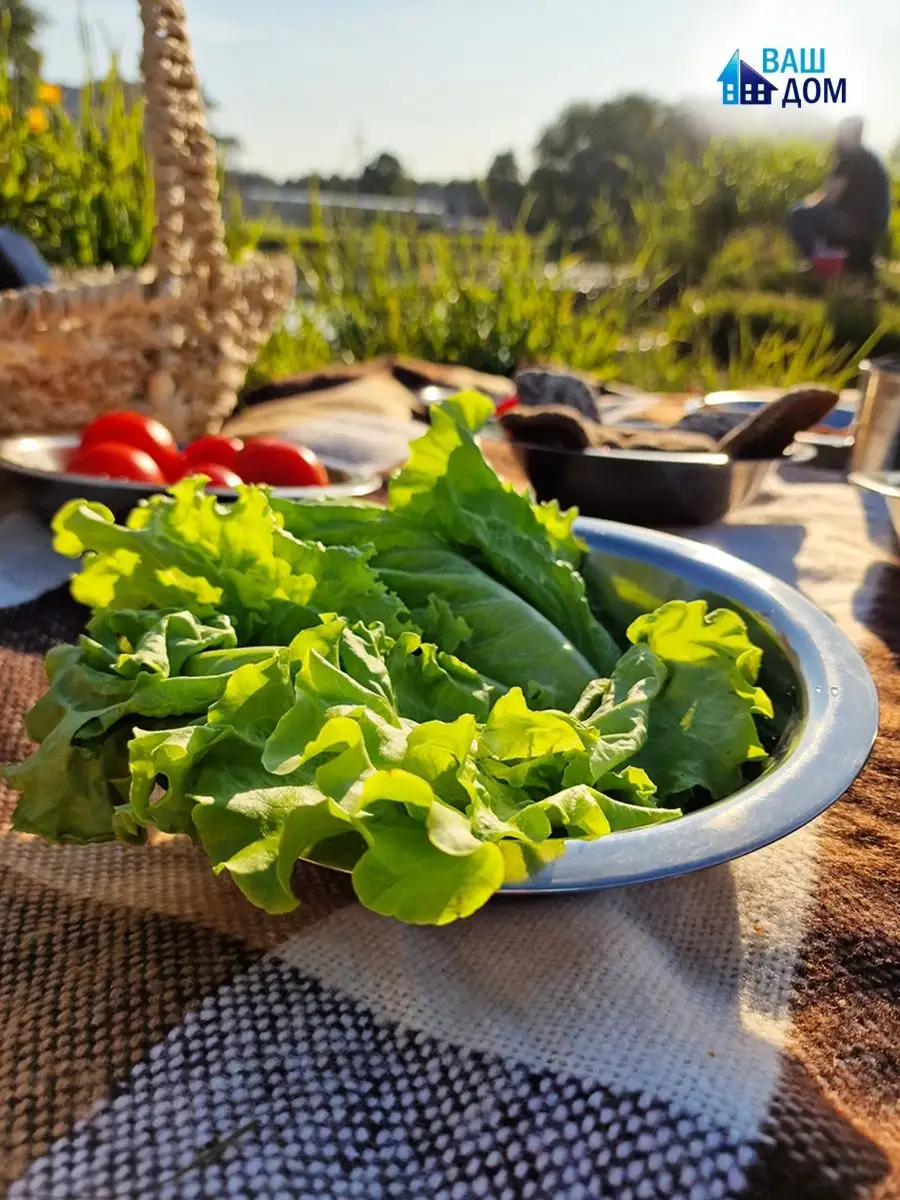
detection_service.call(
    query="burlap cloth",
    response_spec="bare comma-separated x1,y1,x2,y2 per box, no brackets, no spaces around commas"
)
1,462,898,1199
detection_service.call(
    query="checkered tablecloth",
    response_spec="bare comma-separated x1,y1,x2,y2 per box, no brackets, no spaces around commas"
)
1,467,898,1199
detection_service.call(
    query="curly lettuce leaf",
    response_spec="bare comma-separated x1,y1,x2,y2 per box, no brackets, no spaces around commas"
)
117,638,498,920
476,645,666,797
94,615,680,924
387,392,620,675
627,600,774,801
385,633,503,724
8,610,233,843
77,609,237,679
54,480,410,643
273,501,598,710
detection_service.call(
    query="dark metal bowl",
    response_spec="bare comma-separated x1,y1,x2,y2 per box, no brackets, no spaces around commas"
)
0,434,382,523
507,440,811,528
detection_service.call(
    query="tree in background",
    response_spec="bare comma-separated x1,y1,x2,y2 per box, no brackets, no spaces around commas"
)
485,151,525,225
527,94,705,247
360,152,407,197
1,0,45,100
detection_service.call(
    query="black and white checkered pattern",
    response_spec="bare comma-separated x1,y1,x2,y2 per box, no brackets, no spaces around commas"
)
13,960,751,1200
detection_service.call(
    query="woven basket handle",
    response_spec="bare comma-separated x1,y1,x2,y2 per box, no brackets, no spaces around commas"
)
139,0,227,289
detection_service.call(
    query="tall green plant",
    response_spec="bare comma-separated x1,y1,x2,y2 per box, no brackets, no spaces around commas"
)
263,213,640,377
0,49,153,268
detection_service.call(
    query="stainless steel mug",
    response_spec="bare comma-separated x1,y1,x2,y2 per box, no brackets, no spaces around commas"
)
850,356,900,477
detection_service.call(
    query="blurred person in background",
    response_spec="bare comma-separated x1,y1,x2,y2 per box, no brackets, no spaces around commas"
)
788,117,890,275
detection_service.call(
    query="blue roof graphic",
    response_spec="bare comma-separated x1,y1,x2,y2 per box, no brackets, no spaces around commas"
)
717,50,779,106
717,50,740,90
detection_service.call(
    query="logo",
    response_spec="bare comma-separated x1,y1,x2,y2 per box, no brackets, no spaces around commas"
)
717,51,778,106
717,49,846,110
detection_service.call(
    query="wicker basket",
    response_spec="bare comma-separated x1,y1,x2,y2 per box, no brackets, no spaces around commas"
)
0,0,296,440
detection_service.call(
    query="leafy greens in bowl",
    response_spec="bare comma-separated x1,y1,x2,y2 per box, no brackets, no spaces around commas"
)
6,393,782,926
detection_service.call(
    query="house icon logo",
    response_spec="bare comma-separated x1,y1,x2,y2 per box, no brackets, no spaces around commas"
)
717,50,779,106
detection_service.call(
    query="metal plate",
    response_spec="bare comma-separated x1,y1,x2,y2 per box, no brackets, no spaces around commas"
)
501,518,877,892
0,434,382,522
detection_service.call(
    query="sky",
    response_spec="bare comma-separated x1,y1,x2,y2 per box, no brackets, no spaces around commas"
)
40,0,900,181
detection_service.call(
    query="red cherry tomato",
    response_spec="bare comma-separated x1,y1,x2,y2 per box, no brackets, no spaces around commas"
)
67,442,166,483
494,395,519,417
80,410,182,480
237,438,329,488
178,463,243,490
183,435,244,472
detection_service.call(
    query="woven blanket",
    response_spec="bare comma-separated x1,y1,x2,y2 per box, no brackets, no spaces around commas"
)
1,469,898,1200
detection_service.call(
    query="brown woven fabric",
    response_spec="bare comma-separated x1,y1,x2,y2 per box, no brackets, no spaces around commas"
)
0,590,355,1192
753,563,900,1199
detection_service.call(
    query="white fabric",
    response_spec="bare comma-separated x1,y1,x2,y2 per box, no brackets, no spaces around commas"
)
0,509,73,609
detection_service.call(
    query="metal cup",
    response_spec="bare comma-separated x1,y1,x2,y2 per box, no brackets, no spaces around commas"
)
849,355,900,477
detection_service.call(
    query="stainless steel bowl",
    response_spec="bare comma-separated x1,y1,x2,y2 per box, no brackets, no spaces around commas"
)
503,517,878,892
299,518,877,891
0,434,382,523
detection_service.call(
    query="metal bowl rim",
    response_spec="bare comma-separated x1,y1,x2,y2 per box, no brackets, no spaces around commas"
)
848,469,900,500
506,438,813,468
503,516,878,893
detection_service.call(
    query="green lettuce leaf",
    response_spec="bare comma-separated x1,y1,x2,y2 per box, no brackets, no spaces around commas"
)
387,393,621,675
475,644,666,797
5,411,778,929
385,633,503,723
273,501,597,710
348,770,507,926
627,599,774,801
8,609,233,843
91,614,681,924
54,480,410,643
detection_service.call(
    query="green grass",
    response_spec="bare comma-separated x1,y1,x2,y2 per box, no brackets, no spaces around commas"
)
669,288,900,369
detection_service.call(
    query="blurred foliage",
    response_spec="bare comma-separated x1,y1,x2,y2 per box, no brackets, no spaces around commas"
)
249,221,641,383
703,225,801,293
359,152,408,197
0,49,154,268
1,1,44,99
668,289,900,367
890,176,900,260
485,151,525,226
596,139,828,283
526,95,705,249
621,321,877,395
